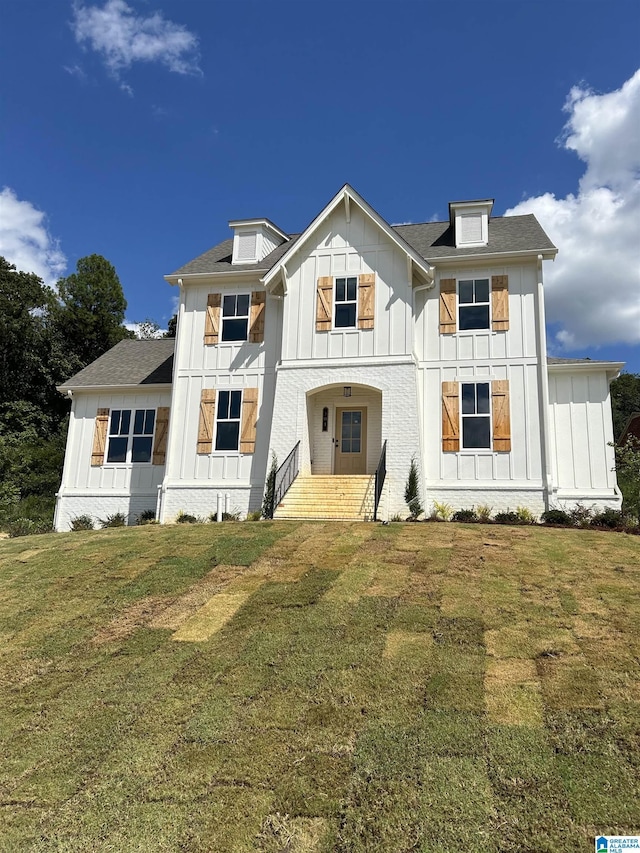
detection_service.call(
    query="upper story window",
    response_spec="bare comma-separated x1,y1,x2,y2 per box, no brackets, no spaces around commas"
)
335,277,358,328
222,294,250,341
107,409,156,463
458,278,490,330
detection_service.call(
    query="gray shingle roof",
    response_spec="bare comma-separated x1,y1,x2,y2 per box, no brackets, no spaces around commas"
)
59,339,175,389
169,215,555,276
547,356,619,365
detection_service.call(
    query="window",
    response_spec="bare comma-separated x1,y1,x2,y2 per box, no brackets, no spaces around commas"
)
106,409,155,463
221,294,250,342
215,390,242,451
334,277,358,328
461,383,491,449
458,278,490,330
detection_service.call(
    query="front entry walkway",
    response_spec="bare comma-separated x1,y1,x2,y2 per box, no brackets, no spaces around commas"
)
274,475,374,520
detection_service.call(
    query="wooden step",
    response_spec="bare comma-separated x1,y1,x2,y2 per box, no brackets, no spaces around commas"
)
274,475,375,521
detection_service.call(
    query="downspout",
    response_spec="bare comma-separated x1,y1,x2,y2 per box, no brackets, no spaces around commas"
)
411,264,435,517
158,277,185,523
536,255,555,509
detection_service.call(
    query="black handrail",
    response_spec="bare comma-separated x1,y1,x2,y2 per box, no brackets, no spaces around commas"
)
271,441,300,517
373,440,387,521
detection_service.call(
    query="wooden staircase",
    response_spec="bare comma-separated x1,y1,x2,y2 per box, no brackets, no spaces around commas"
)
274,475,375,520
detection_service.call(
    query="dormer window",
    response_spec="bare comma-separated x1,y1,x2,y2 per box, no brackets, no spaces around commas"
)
230,219,288,265
449,199,494,248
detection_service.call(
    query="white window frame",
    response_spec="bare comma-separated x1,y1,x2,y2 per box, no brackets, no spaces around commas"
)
458,278,491,332
333,275,358,330
105,408,156,465
213,389,243,453
460,382,492,451
221,292,251,343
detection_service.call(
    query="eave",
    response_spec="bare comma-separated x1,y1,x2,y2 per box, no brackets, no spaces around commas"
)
547,361,624,378
429,248,558,266
57,383,173,394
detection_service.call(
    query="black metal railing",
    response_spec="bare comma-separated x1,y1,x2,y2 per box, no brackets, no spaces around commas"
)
373,440,387,521
271,441,300,517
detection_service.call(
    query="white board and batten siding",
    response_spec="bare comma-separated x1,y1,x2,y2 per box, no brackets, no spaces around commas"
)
159,281,279,521
548,370,620,508
54,389,171,530
281,205,413,363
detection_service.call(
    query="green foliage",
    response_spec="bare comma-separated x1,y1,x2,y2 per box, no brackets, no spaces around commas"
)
452,508,478,523
568,504,593,527
404,457,423,519
541,509,572,526
516,505,537,524
493,511,521,525
430,500,453,521
591,508,623,529
476,504,493,522
70,514,95,531
5,517,52,537
612,437,640,520
610,372,640,440
132,318,162,339
52,254,133,374
99,512,127,528
262,451,278,519
164,313,178,338
176,512,198,524
136,509,156,525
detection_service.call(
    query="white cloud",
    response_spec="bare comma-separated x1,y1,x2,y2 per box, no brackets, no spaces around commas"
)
72,0,200,87
505,69,640,351
0,188,67,287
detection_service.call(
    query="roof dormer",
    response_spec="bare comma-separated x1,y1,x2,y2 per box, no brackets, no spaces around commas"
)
449,199,494,249
229,218,289,265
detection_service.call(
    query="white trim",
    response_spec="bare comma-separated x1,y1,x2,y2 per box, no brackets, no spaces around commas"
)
427,248,557,264
57,383,172,393
277,355,415,370
547,361,624,373
228,218,289,242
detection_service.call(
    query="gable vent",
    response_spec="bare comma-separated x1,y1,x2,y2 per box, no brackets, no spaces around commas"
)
460,214,482,244
236,231,257,262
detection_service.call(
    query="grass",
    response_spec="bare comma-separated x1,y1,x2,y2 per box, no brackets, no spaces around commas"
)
0,521,638,852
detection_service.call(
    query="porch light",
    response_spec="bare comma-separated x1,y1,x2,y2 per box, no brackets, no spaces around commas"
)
343,386,352,397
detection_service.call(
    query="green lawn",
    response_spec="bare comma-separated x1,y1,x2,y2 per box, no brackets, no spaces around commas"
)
0,521,638,852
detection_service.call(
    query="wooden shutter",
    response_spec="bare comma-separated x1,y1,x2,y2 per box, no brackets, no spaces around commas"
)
439,279,457,334
152,407,170,465
357,273,375,330
491,275,509,331
240,388,258,453
91,408,109,466
204,294,221,345
197,390,216,454
492,379,511,452
316,277,333,331
442,382,460,452
249,291,266,342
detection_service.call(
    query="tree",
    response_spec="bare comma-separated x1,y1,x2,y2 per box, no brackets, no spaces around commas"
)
133,318,162,339
612,437,640,520
52,254,133,373
164,313,177,338
404,457,423,519
610,372,640,440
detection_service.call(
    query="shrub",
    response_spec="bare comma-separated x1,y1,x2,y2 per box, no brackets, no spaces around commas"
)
541,509,572,526
70,514,94,531
476,504,493,522
176,512,198,524
6,518,51,538
262,452,278,519
591,508,623,529
246,510,262,521
430,501,453,521
222,510,241,522
404,457,423,519
516,506,537,525
389,514,404,522
136,509,156,525
451,508,478,523
568,503,593,527
100,512,127,528
493,511,521,525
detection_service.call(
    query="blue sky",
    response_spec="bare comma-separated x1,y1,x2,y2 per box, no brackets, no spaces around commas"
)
1,0,639,371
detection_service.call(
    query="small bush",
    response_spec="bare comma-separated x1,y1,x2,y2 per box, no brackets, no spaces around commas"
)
516,506,537,525
176,512,198,524
6,518,52,538
451,508,478,523
541,509,572,526
476,504,493,523
389,514,404,522
430,501,453,521
591,508,623,529
262,451,278,519
404,457,423,519
568,503,593,527
100,512,127,529
246,510,262,521
70,514,94,531
136,509,156,525
222,510,241,522
493,511,521,525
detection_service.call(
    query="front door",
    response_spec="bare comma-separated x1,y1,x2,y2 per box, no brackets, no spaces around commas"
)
335,408,367,474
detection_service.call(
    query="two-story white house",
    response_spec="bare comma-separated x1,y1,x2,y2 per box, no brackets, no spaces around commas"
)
53,185,622,530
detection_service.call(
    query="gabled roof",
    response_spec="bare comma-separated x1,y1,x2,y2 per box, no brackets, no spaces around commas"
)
58,339,175,390
167,185,557,280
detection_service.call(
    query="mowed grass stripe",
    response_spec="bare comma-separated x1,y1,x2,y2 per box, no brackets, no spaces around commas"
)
0,521,638,851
